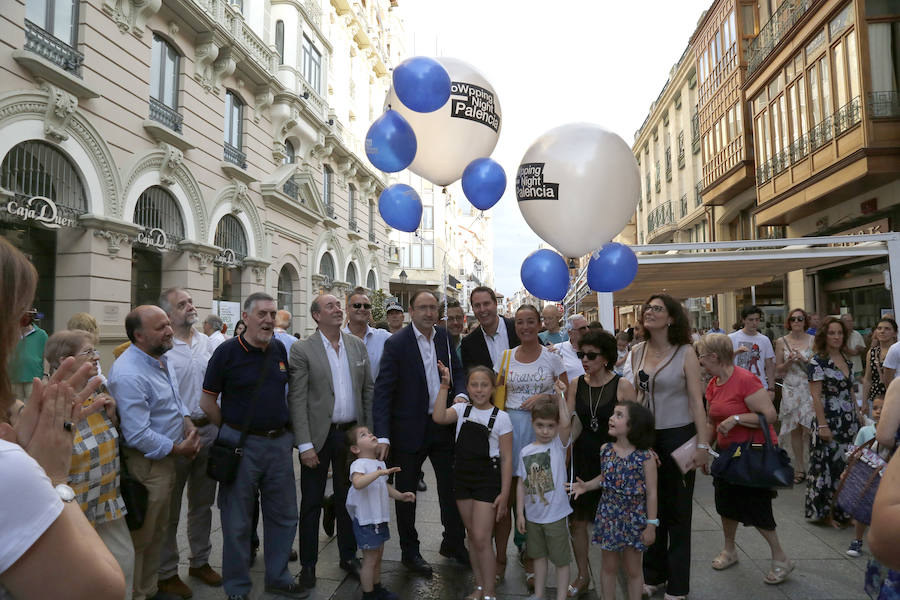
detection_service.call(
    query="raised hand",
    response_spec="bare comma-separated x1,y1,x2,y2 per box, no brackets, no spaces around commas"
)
437,360,450,386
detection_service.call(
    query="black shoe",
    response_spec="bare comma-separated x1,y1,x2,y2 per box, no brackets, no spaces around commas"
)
322,494,336,537
401,554,433,577
289,548,298,562
339,557,362,579
264,580,310,599
299,566,316,588
439,543,470,567
417,477,427,492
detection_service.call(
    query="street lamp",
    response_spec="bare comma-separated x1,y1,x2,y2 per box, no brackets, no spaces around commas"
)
398,270,408,307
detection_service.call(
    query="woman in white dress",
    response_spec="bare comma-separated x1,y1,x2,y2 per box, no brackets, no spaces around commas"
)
774,308,815,484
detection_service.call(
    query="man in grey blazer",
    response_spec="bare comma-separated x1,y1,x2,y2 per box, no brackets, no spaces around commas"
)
288,293,374,588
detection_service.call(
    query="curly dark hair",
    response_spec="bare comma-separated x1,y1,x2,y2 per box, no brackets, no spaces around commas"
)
640,293,691,346
619,401,655,449
813,316,848,357
578,330,618,372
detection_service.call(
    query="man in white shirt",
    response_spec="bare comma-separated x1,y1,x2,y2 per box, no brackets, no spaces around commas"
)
288,294,373,587
274,310,298,352
460,286,520,372
157,288,221,597
554,314,589,383
883,340,900,388
729,305,776,397
841,313,867,380
343,287,391,379
203,314,227,351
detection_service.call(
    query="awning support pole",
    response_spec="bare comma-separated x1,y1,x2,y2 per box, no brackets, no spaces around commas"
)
888,232,900,316
597,292,614,332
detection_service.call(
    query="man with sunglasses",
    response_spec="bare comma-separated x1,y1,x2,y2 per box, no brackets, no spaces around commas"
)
553,314,588,383
10,307,47,401
344,287,391,379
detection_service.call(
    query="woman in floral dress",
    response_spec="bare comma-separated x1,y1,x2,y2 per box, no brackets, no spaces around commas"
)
775,308,815,483
805,317,860,526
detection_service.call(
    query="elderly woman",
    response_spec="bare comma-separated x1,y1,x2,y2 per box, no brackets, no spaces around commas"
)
631,294,709,600
806,317,860,526
697,334,793,585
774,308,815,484
45,329,134,598
0,238,124,600
564,330,636,597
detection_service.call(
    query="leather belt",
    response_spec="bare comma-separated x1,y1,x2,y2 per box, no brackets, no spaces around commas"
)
190,416,211,427
330,421,357,432
226,424,288,438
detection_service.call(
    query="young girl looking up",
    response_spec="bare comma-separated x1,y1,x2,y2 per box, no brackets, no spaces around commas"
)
568,401,658,600
433,364,513,600
346,426,416,600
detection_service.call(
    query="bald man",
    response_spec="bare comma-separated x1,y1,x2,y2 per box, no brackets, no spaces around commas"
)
274,310,299,352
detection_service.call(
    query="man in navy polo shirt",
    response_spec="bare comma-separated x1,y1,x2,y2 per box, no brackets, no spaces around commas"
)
200,292,307,600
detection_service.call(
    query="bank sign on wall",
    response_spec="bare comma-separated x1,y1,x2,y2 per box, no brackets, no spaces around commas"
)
5,196,77,229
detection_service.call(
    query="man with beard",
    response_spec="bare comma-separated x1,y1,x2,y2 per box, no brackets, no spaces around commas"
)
157,289,222,598
200,293,306,600
108,305,201,600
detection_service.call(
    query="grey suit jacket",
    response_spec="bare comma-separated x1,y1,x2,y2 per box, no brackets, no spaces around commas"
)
288,330,374,453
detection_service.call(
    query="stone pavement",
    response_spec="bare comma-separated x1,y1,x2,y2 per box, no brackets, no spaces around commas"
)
174,456,869,600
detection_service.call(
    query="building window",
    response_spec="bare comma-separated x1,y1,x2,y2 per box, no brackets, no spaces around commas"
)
422,205,433,230
302,36,322,93
1,140,87,217
868,22,899,117
149,34,182,132
134,186,185,243
319,252,335,279
368,201,375,241
366,269,377,290
131,186,185,309
224,91,246,167
275,20,285,65
348,184,356,228
213,214,248,302
26,0,78,46
323,165,333,216
283,140,295,165
277,265,294,313
346,263,358,287
214,214,248,259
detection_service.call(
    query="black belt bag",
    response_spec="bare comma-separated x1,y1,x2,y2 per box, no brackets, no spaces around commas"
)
207,345,277,483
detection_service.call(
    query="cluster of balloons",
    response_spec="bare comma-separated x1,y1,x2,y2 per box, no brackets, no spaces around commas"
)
516,123,641,300
366,57,505,232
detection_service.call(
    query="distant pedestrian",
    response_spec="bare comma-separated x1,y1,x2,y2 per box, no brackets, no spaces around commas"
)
384,301,404,334
274,310,298,352
9,307,46,401
729,305,776,397
538,305,567,346
806,313,820,336
203,314,227,351
862,318,898,415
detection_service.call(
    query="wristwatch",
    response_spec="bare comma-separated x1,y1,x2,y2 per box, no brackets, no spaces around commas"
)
54,483,76,503
734,415,741,424
646,518,660,526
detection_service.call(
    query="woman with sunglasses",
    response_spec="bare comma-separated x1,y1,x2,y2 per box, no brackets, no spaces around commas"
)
863,318,898,416
631,294,708,600
564,330,635,597
774,308,815,484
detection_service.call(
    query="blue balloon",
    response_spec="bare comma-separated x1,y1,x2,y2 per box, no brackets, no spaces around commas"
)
365,110,417,173
587,243,639,292
392,56,452,113
461,157,506,210
378,184,423,233
520,249,570,302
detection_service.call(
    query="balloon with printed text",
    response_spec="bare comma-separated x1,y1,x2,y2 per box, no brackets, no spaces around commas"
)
586,243,639,292
515,123,640,258
378,184,423,233
461,157,506,211
520,249,570,302
386,57,502,186
392,56,452,113
365,110,417,173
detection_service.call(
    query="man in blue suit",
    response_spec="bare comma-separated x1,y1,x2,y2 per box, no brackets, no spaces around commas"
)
373,289,468,576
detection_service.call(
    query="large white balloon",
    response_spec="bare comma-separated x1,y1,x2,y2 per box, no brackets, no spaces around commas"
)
386,57,501,187
515,123,640,258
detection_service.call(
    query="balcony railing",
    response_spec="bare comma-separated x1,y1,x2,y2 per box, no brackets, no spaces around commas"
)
282,178,299,200
24,19,83,76
325,204,335,218
788,133,809,163
223,142,247,169
868,91,900,118
679,194,688,218
808,115,834,151
368,231,376,243
348,218,358,231
647,201,675,234
665,148,672,181
747,0,813,76
190,0,277,74
149,97,183,133
834,96,862,136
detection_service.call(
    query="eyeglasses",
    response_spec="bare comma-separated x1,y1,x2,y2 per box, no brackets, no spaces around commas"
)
789,316,805,322
576,351,601,360
78,349,100,358
574,325,589,332
697,353,714,360
351,303,372,310
643,305,665,314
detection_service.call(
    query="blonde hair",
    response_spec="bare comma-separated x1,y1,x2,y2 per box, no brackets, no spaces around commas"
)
67,312,99,340
0,239,38,418
696,333,734,363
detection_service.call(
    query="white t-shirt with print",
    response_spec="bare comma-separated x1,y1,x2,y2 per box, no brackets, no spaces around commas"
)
729,330,775,389
451,403,513,457
496,346,565,410
346,458,390,526
515,436,572,524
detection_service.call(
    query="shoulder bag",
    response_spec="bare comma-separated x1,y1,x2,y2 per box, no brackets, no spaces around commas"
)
710,412,793,488
207,344,276,483
835,438,887,525
492,349,512,411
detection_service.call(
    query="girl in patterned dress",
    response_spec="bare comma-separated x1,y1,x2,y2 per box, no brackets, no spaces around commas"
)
568,401,657,600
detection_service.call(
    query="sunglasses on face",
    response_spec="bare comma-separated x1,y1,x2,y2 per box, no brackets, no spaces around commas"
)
576,351,601,360
789,316,805,322
643,305,665,314
351,303,372,310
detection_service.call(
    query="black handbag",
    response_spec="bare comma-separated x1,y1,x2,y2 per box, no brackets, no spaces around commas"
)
118,444,148,531
206,344,276,483
710,413,793,489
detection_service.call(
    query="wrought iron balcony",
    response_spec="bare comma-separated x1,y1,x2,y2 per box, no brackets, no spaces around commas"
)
325,204,335,219
808,115,834,152
868,91,900,119
368,231,376,243
282,178,299,200
223,142,247,169
834,96,862,136
348,218,358,231
788,133,809,163
149,97,183,133
747,0,812,76
647,201,675,234
24,19,83,76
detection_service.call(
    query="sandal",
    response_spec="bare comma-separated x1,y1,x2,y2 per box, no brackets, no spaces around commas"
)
567,574,589,598
663,595,687,600
711,549,739,570
464,585,483,600
793,470,806,484
525,570,535,591
495,558,506,584
642,583,665,596
764,559,795,585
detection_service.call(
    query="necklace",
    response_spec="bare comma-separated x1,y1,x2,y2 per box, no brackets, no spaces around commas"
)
586,375,611,432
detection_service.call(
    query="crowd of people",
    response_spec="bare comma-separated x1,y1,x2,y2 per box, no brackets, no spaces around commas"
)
3,234,900,600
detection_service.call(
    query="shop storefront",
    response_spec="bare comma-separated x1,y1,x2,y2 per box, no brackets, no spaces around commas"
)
211,214,248,332
131,185,185,308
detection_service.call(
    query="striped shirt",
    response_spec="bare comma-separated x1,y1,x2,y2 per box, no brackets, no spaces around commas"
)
68,401,125,526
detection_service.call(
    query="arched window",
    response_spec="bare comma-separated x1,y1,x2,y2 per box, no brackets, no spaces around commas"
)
131,186,184,309
214,214,248,259
1,140,88,216
319,252,335,279
366,269,377,291
283,140,295,165
346,262,358,287
277,265,295,312
275,20,285,65
134,186,185,243
213,214,248,302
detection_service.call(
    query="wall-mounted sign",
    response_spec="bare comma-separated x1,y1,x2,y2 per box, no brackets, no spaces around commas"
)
215,248,239,267
136,227,168,249
321,274,333,289
5,196,77,229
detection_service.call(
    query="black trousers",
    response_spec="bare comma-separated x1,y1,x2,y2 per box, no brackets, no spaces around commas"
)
390,419,465,559
643,423,696,597
298,426,355,566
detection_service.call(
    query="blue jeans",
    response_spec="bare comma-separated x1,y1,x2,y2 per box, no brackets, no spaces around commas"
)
217,425,298,596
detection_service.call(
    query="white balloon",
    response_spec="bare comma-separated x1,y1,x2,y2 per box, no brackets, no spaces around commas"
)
386,57,502,187
516,123,640,258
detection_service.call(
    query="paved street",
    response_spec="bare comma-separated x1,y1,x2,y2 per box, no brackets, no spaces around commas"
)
175,457,869,600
